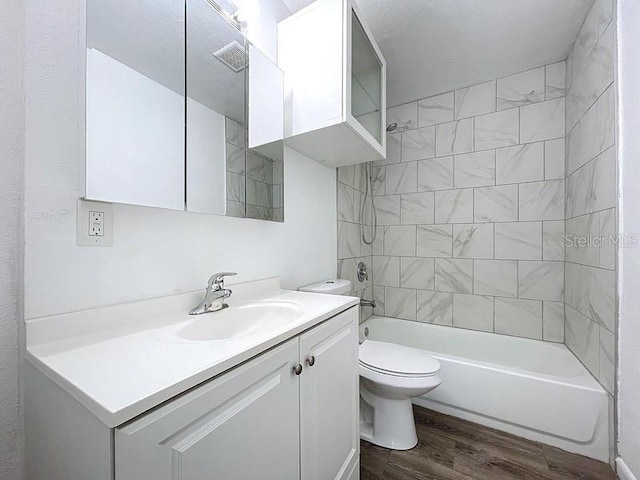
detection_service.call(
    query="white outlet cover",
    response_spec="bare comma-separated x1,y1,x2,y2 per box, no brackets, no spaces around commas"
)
77,199,113,246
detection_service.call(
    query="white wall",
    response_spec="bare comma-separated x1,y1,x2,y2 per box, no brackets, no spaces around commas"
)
617,0,640,476
24,0,336,320
0,0,24,478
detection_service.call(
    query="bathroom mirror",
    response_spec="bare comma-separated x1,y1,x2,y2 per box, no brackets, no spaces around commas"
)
246,45,285,221
85,0,285,221
85,0,186,210
186,0,247,217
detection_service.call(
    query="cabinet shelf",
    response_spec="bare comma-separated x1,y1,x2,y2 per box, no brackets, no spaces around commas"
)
278,0,387,167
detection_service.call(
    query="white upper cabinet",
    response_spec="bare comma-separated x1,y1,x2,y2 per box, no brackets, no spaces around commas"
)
278,0,386,167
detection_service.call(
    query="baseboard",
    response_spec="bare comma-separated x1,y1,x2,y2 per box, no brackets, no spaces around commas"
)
617,458,639,480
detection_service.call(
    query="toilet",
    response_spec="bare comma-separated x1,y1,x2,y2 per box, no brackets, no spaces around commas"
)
299,279,442,450
359,339,441,450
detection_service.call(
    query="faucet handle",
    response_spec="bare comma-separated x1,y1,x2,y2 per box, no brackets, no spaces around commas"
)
207,272,238,287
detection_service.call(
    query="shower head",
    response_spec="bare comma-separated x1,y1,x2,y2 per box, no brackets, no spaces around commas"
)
386,123,398,132
213,40,248,72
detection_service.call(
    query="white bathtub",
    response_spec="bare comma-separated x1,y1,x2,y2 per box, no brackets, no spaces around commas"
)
360,316,611,462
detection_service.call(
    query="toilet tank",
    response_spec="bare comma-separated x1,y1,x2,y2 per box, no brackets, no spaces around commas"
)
299,279,351,295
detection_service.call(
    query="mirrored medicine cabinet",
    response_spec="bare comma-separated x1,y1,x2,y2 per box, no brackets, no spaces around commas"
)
85,0,285,222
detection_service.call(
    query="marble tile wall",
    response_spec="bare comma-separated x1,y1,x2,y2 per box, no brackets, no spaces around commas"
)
373,60,567,343
337,163,374,320
564,0,616,394
225,118,284,221
226,118,246,218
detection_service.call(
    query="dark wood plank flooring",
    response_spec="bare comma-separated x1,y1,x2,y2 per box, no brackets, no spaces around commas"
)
361,406,617,480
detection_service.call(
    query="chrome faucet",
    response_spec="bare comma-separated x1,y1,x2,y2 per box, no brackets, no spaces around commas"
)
189,272,237,315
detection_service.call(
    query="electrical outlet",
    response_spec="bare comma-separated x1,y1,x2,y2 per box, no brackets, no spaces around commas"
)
89,211,104,236
77,199,113,246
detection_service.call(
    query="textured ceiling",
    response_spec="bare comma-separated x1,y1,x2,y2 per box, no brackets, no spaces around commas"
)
282,0,595,106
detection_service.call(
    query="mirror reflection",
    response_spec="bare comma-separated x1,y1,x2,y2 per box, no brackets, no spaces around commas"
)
85,0,285,221
186,0,247,216
247,45,285,222
86,0,186,210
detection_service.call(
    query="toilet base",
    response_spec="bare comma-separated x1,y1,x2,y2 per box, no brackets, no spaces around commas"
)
359,382,419,450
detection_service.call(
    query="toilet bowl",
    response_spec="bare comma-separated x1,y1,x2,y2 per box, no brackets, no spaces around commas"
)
298,279,441,450
359,340,441,450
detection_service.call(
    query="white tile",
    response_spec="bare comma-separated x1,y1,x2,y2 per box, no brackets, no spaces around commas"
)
417,291,453,325
418,92,454,127
495,143,544,184
387,102,418,131
402,126,436,161
455,80,496,119
495,222,542,260
518,261,564,301
566,213,600,267
497,67,545,110
436,118,474,156
475,109,520,150
401,192,435,225
597,85,615,153
373,226,384,255
384,133,402,164
519,179,564,221
417,157,454,191
386,162,418,194
520,98,565,142
337,164,355,187
543,301,565,342
544,139,565,180
599,208,615,270
565,305,600,376
337,183,355,222
474,185,518,222
453,294,494,332
599,326,615,394
337,221,360,259
454,150,496,188
372,166,386,196
495,298,543,339
435,189,474,223
474,260,518,297
546,61,567,100
435,259,473,293
565,262,615,331
566,148,615,218
353,189,362,224
417,225,453,258
400,257,435,290
543,221,565,261
383,225,416,257
373,255,399,287
226,143,245,174
373,195,401,225
385,287,417,320
453,223,494,259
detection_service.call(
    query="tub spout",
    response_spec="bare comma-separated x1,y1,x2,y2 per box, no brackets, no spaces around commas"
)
360,299,376,308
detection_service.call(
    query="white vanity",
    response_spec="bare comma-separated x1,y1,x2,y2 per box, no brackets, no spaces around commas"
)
25,278,360,480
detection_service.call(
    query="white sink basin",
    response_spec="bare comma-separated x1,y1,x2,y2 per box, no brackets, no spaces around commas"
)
178,300,304,341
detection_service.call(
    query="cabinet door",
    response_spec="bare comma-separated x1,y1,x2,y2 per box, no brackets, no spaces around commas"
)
346,0,386,157
299,307,359,480
116,339,300,480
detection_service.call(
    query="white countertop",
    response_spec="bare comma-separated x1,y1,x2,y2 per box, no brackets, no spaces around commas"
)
25,278,359,427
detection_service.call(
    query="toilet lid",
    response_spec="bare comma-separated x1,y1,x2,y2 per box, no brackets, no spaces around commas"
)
359,340,440,376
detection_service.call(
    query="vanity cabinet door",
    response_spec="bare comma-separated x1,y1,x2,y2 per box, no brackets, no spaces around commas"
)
115,338,300,480
299,307,359,480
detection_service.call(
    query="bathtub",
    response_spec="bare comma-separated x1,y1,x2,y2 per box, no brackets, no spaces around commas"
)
360,316,611,462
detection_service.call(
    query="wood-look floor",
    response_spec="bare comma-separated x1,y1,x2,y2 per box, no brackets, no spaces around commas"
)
360,406,617,480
